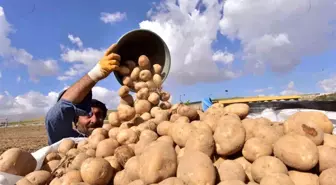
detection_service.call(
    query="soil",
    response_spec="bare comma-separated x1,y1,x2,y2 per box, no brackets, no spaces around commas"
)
0,125,48,154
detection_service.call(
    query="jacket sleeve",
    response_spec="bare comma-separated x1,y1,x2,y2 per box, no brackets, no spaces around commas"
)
45,89,92,145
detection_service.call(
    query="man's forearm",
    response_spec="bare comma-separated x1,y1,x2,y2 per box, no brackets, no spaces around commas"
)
61,74,96,104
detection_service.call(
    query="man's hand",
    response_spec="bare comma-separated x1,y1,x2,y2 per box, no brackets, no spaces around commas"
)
88,44,121,82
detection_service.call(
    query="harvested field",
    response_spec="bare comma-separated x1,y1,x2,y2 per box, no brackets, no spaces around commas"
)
0,125,48,154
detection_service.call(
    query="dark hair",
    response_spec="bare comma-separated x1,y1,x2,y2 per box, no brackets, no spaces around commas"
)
91,99,108,119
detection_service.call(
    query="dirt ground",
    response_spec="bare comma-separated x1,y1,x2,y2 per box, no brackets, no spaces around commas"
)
0,125,48,154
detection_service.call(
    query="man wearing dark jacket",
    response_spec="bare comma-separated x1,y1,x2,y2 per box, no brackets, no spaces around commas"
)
45,44,120,144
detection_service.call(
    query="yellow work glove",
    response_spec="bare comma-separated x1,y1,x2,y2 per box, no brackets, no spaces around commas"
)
88,44,121,82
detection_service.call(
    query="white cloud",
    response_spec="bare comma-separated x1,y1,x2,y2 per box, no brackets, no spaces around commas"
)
100,12,127,24
219,0,336,73
280,81,301,95
254,86,273,93
0,86,120,122
16,76,21,82
318,76,336,93
68,34,83,48
139,0,240,84
59,46,105,80
0,7,59,81
212,50,235,64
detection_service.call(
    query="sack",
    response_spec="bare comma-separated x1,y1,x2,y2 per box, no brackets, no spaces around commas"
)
0,137,86,185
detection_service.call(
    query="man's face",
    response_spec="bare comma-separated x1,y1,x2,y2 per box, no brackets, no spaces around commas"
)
77,107,105,135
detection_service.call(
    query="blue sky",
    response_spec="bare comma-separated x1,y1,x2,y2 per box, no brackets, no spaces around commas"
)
1,0,336,120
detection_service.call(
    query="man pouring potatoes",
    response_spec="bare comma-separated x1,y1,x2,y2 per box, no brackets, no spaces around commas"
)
45,44,121,145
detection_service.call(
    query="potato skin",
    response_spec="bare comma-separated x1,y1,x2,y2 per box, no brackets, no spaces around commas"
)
135,100,152,115
288,170,319,185
185,126,214,157
131,67,141,81
323,133,336,148
177,150,216,185
260,173,294,185
251,156,288,183
318,145,336,172
96,138,120,157
80,158,114,185
118,104,136,121
153,64,162,74
0,148,37,176
58,139,76,154
223,103,249,119
218,180,246,185
273,134,318,171
319,167,336,185
138,55,151,69
242,137,272,162
119,86,130,97
25,170,51,185
214,121,246,156
218,160,246,182
139,70,152,81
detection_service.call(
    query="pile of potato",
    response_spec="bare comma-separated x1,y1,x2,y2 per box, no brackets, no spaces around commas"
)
1,55,336,185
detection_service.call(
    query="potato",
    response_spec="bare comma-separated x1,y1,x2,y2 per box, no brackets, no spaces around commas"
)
25,170,51,185
218,160,246,182
235,157,253,182
253,123,283,145
135,131,158,155
214,157,226,169
80,158,114,185
109,127,121,139
136,88,150,100
124,156,140,180
271,122,285,136
95,138,120,157
153,74,162,87
157,121,171,136
153,64,162,74
139,70,152,81
159,101,172,110
122,76,133,87
54,167,66,178
158,177,184,185
171,122,195,147
247,183,259,185
177,150,216,185
177,104,199,121
102,124,113,131
58,139,76,154
137,121,157,132
108,112,121,127
62,170,83,185
77,140,88,151
218,180,246,185
119,86,130,97
88,134,105,149
323,133,336,148
131,67,141,81
146,80,157,90
67,148,80,157
105,156,122,172
284,117,324,145
85,149,95,157
115,145,135,167
242,119,259,141
125,60,136,71
138,55,151,69
319,167,336,185
148,92,160,105
150,107,162,117
135,100,152,115
223,103,249,119
260,173,294,185
68,153,89,170
190,121,212,135
140,112,152,121
288,170,319,185
251,156,288,183
44,152,61,164
118,104,136,121
285,111,334,134
273,134,318,171
157,136,174,146
91,128,108,138
139,141,177,184
204,114,240,132
16,178,34,185
41,160,60,172
114,170,134,185
119,66,131,76
128,180,145,185
160,91,171,101
0,148,37,176
318,145,336,172
170,114,180,122
214,120,245,156
134,82,148,92
185,126,214,157
116,129,139,145
242,137,272,162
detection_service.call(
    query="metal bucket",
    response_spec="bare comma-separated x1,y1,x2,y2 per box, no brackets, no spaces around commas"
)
114,29,171,91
